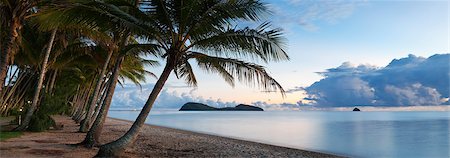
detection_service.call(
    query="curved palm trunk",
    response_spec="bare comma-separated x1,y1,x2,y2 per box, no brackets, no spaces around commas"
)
15,29,57,131
70,85,81,116
79,50,113,132
90,80,109,125
96,62,173,157
73,88,88,121
77,77,97,123
79,57,123,148
0,20,20,97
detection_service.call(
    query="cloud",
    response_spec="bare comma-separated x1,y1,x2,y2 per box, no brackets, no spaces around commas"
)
301,54,450,107
272,0,367,30
305,76,376,106
381,83,441,106
111,54,449,109
251,101,300,110
318,61,379,77
111,84,238,110
111,84,302,110
285,86,304,93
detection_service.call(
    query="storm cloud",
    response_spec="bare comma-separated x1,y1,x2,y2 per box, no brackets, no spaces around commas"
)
302,54,449,106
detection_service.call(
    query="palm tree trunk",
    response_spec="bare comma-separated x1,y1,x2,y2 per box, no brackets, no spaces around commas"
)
91,78,109,122
44,71,52,94
1,72,33,115
0,69,26,106
79,56,124,148
5,66,19,89
96,62,173,157
70,85,82,116
77,77,96,124
71,90,82,118
75,80,95,123
79,49,113,132
0,20,20,97
49,69,58,94
15,29,57,131
72,88,88,120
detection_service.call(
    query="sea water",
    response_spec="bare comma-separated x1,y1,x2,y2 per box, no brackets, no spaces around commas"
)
108,111,450,158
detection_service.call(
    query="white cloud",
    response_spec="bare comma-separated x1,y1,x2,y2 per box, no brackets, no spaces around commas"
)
301,54,450,106
112,84,240,109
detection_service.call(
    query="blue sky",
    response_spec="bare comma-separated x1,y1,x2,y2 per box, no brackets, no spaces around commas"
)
118,0,449,107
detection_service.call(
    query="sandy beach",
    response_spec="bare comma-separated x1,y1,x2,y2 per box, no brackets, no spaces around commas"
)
0,115,341,158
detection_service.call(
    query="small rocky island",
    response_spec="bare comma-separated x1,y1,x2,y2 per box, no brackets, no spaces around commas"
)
179,102,264,111
353,107,361,111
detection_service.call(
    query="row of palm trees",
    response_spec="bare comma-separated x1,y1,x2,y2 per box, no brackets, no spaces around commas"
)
1,0,288,157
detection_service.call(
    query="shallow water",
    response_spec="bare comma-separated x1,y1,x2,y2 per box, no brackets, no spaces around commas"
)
108,111,450,158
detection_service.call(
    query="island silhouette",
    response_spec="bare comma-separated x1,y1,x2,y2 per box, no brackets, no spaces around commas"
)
179,102,264,111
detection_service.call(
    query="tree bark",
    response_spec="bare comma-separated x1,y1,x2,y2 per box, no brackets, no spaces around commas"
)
44,71,51,94
90,78,109,126
79,56,123,148
79,49,113,132
70,86,81,116
72,88,88,120
15,29,57,131
75,79,95,123
0,20,20,98
96,61,173,157
48,69,58,95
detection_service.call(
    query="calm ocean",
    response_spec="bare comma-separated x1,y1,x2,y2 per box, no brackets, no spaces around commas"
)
108,110,450,158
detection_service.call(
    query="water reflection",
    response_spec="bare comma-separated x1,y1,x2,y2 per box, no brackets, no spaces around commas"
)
108,111,450,158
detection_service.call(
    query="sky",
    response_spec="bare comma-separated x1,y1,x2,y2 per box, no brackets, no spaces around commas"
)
114,0,449,109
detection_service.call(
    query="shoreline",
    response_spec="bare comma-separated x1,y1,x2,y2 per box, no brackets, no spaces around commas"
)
0,116,342,157
109,117,347,157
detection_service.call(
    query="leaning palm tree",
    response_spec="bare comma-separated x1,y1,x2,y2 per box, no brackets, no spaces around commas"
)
14,28,57,131
34,0,148,133
97,0,288,156
0,0,39,96
79,34,160,148
36,0,161,146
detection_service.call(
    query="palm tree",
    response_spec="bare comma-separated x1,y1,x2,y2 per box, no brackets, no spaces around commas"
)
79,34,159,148
34,0,148,131
0,0,38,96
78,43,114,132
79,42,158,132
97,0,288,156
15,28,57,131
35,0,160,146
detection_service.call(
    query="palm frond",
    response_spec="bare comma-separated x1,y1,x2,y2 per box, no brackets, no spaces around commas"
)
35,0,151,35
190,22,288,62
140,59,160,67
194,0,267,32
189,52,285,96
120,43,163,57
174,59,197,86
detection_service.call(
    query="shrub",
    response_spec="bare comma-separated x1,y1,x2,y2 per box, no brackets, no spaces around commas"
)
27,114,55,132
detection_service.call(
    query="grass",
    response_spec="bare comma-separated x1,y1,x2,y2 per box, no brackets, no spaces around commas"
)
0,117,23,141
0,131,23,141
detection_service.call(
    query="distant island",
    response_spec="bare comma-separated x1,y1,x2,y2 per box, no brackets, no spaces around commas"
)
179,102,264,111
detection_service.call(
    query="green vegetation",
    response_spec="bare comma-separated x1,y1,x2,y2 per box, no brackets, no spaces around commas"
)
0,131,23,141
0,0,288,156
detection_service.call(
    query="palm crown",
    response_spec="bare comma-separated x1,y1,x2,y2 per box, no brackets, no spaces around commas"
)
143,0,289,93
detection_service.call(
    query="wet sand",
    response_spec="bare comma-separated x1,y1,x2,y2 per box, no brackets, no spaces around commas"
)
0,115,342,157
